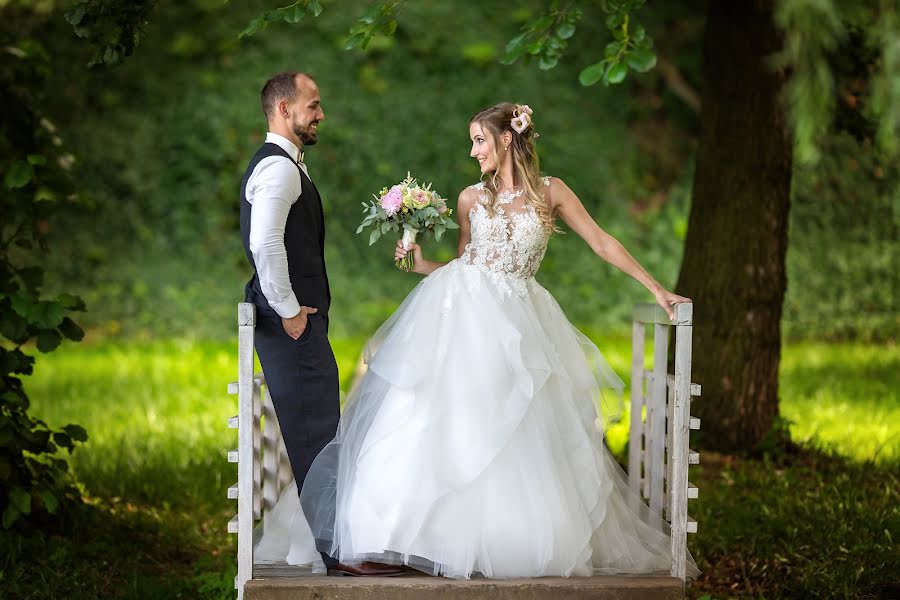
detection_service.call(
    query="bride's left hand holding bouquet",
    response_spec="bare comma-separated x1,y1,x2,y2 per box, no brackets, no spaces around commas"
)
356,173,459,271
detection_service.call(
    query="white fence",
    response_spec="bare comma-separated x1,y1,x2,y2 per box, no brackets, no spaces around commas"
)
226,301,701,596
628,302,701,580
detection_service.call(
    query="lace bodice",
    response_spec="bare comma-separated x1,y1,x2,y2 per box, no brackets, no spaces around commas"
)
459,177,552,296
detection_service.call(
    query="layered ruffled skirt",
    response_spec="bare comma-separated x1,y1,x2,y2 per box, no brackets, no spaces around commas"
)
254,259,701,579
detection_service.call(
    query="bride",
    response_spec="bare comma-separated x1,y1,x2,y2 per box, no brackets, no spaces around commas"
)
254,102,701,579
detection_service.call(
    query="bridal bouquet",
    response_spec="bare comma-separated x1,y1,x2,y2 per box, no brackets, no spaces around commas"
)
356,173,459,271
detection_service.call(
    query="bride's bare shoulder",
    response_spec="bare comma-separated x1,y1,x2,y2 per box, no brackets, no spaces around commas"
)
457,184,483,211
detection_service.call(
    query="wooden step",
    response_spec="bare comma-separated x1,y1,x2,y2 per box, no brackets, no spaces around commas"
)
243,574,686,600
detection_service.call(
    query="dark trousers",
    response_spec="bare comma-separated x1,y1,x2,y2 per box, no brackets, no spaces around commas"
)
252,307,340,568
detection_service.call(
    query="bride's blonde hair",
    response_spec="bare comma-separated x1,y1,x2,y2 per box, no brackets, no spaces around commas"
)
469,102,560,234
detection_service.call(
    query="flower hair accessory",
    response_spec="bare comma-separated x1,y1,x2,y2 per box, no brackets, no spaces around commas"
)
511,104,534,134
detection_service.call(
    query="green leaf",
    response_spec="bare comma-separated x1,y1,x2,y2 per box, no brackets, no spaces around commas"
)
532,14,555,31
65,5,86,26
0,310,28,343
27,154,47,166
40,490,59,514
18,267,43,292
606,61,629,84
308,0,324,17
9,487,31,515
539,54,558,70
5,161,33,189
53,431,72,449
604,41,622,59
368,229,381,246
56,294,86,311
283,5,306,23
556,23,576,39
63,424,88,442
58,317,84,342
500,32,529,65
579,61,607,86
2,505,20,529
606,12,625,30
239,16,267,38
633,24,646,43
36,329,62,353
626,48,656,72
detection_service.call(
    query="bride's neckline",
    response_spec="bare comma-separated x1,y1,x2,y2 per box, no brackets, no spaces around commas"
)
496,187,525,203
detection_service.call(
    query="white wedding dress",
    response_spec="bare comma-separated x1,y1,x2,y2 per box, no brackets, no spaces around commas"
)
254,178,701,579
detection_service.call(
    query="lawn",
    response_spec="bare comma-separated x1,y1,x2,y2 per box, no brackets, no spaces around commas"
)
6,333,899,599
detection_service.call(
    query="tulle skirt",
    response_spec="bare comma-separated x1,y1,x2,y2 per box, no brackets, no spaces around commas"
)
254,259,701,579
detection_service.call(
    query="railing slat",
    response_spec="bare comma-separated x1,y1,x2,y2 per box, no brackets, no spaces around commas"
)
628,321,645,495
648,323,668,516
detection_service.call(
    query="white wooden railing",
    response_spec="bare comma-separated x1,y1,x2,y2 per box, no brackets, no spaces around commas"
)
226,301,701,597
628,302,701,580
226,303,293,599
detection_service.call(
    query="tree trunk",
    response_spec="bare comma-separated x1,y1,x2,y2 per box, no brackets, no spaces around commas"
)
675,0,792,452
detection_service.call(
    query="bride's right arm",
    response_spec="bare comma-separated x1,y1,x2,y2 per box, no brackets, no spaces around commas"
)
395,187,475,276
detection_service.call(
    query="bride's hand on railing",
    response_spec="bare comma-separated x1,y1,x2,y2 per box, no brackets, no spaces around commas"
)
395,239,424,273
654,288,692,320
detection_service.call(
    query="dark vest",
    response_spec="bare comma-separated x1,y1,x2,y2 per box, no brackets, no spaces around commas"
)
240,143,331,317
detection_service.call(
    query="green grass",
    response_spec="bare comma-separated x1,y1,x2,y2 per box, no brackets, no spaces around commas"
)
9,334,900,599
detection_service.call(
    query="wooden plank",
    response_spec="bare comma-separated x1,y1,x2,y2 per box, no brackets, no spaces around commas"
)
665,373,701,396
261,388,280,511
253,385,262,521
632,302,693,326
690,416,700,430
687,482,698,499
236,303,256,597
227,449,238,463
688,450,700,464
664,380,675,521
641,373,652,500
228,415,239,429
686,516,698,534
227,514,238,533
648,323,668,516
668,321,694,581
228,374,265,396
628,321,645,495
228,483,238,499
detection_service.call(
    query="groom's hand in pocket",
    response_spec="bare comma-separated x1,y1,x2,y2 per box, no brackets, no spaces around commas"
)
282,306,318,340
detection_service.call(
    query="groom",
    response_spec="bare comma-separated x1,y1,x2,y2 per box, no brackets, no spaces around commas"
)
239,72,404,577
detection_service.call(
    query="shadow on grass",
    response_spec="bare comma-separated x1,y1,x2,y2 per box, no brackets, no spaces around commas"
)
0,497,236,600
687,443,899,600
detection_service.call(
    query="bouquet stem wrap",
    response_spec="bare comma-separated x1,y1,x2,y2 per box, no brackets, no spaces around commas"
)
397,229,418,272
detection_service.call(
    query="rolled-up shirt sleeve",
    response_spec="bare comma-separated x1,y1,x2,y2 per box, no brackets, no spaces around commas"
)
247,157,303,319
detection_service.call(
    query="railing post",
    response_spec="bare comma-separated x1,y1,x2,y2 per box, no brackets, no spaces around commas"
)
669,303,694,579
235,303,255,599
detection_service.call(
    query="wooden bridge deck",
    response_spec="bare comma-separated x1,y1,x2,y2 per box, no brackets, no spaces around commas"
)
245,563,686,600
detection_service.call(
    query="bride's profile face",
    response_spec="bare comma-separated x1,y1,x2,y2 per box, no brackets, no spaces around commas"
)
469,122,497,174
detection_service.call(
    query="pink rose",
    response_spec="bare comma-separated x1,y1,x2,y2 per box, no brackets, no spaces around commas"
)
380,186,403,216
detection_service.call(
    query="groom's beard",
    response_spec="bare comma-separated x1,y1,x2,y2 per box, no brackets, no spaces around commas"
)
295,121,318,146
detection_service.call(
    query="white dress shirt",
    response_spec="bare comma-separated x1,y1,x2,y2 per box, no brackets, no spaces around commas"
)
245,132,311,319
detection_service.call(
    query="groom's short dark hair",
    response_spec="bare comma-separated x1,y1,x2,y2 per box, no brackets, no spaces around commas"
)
261,72,314,120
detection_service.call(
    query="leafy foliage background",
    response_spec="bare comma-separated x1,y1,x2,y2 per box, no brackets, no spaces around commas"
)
25,0,899,343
